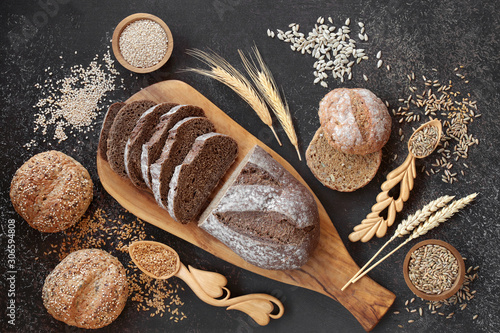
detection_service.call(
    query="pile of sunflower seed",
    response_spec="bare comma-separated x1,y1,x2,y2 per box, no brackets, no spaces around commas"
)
267,16,375,87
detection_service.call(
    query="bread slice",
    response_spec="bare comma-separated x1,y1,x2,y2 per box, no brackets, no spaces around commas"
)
198,145,320,270
107,100,156,177
141,105,205,189
150,117,215,210
306,128,382,192
98,102,125,161
124,102,178,190
167,133,238,224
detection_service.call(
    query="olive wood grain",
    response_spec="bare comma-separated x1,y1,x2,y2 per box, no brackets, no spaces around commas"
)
96,80,395,331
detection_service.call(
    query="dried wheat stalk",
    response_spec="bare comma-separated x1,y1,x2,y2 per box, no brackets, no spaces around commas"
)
239,46,301,160
341,195,455,291
186,49,281,145
345,193,477,288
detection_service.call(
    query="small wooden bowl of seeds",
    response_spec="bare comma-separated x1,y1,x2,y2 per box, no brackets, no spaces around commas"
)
403,239,465,301
112,13,173,73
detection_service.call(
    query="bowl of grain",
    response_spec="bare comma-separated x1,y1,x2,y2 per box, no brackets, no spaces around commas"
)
112,13,173,73
403,239,465,301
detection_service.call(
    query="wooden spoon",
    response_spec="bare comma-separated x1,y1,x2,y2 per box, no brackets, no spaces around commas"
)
349,119,443,243
128,240,284,326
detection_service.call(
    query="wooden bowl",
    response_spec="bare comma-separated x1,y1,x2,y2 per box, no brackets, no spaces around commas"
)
112,13,173,73
403,239,465,301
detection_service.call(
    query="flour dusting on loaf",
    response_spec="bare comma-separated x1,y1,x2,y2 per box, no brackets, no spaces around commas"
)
199,145,320,270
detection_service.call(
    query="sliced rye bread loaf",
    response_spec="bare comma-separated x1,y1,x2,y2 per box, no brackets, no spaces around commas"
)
141,105,205,189
124,102,178,190
107,100,156,177
150,117,215,210
98,102,125,161
306,128,382,192
167,133,238,224
198,145,320,270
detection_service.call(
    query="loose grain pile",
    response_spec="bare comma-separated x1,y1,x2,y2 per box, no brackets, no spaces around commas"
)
391,67,480,183
268,16,383,87
119,19,168,68
41,208,186,321
29,51,120,144
394,260,479,327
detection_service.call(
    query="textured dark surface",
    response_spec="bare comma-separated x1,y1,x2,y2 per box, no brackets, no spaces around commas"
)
1,0,499,332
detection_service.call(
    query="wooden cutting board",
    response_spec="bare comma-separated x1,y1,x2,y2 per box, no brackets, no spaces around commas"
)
96,80,395,331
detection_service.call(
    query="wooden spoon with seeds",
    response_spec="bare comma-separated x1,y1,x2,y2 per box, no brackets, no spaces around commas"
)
349,119,442,243
129,241,284,326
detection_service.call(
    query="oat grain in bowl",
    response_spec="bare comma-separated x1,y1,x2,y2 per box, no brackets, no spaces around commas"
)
119,19,168,68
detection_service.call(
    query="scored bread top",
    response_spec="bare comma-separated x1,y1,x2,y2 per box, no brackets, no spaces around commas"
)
306,128,382,192
319,88,391,155
107,99,156,177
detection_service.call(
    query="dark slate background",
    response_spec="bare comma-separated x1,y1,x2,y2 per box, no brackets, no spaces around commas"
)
1,0,499,332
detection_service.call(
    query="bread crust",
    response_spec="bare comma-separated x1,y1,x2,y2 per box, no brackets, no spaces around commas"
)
319,88,391,155
10,150,93,232
42,249,128,329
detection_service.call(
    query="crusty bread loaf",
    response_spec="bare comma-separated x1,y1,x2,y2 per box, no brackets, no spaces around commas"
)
42,249,128,329
124,102,178,190
168,133,238,224
141,105,206,189
318,88,391,155
107,100,156,177
199,145,320,270
150,116,215,210
98,102,125,161
306,128,382,192
10,151,93,232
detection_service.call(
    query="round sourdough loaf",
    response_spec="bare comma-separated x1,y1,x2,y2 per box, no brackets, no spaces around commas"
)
318,88,391,155
42,249,128,329
10,151,93,232
306,128,382,192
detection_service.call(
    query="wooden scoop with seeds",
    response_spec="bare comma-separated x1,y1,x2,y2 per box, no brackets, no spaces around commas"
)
349,119,442,242
129,240,284,326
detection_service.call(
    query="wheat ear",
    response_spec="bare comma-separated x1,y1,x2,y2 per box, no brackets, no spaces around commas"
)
349,193,477,285
239,46,301,160
185,49,281,145
341,195,455,291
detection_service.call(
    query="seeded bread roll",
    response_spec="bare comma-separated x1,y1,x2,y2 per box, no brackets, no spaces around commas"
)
168,133,238,223
124,102,178,190
150,116,215,210
107,100,156,177
199,145,320,270
98,102,125,161
42,249,128,329
10,151,93,232
306,128,382,192
141,105,206,189
319,88,391,155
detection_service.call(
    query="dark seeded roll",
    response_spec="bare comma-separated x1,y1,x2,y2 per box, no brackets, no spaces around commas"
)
107,99,156,177
150,116,215,210
10,151,93,233
124,102,178,190
167,133,238,224
42,249,128,329
141,105,206,189
98,102,125,161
